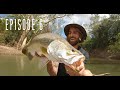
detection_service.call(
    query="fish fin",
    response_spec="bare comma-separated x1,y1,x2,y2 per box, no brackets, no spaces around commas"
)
38,58,50,71
27,52,35,60
41,47,47,54
22,46,28,55
35,51,42,57
35,51,45,57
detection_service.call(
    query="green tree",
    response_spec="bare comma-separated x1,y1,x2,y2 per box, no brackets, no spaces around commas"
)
84,14,120,54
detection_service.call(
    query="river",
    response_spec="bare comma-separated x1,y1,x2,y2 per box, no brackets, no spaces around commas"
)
0,55,120,76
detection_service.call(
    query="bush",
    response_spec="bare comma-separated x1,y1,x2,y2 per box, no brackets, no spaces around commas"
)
82,36,98,52
3,30,22,46
108,33,120,53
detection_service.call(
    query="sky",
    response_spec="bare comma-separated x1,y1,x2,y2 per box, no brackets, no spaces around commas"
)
0,14,8,17
61,14,109,27
57,14,110,38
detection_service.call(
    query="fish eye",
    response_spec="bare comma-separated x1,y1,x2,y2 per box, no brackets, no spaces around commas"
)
72,49,75,52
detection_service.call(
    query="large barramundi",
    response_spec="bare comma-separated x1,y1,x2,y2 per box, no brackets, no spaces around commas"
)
22,33,85,71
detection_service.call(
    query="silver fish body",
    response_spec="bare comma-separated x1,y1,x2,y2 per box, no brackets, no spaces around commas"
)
22,33,85,66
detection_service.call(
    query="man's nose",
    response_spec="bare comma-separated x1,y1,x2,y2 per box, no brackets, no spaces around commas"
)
69,33,74,37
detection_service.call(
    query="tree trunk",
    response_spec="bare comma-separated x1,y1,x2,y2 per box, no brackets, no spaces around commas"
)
17,30,30,50
21,37,27,49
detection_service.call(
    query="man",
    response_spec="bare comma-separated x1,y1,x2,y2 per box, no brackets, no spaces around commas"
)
47,23,92,76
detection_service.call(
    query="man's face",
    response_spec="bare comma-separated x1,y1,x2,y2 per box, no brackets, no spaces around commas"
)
67,27,82,46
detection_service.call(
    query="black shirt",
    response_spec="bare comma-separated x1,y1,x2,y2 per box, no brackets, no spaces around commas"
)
57,63,70,76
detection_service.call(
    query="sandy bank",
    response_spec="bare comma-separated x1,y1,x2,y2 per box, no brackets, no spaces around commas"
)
0,45,22,55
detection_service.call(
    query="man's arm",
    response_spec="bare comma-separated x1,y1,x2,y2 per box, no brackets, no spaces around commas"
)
47,61,59,76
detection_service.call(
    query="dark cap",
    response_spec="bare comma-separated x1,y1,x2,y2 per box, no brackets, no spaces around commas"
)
64,23,87,42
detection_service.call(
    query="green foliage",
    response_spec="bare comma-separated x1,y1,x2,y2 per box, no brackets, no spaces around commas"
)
88,18,111,49
108,33,120,53
82,35,97,52
4,29,22,46
0,18,5,33
84,14,120,54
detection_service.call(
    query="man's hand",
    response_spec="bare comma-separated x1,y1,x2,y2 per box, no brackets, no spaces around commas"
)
47,61,59,76
65,60,85,76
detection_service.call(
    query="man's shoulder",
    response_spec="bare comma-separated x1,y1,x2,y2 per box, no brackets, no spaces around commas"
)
81,48,89,56
79,47,88,53
79,47,89,60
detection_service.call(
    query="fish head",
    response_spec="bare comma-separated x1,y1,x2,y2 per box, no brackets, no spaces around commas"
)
47,40,85,65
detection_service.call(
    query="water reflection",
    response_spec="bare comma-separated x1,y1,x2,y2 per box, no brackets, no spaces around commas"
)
0,55,119,76
0,55,49,76
16,56,25,71
37,57,49,70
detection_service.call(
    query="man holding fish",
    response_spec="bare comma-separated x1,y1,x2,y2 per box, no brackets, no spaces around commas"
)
47,24,93,76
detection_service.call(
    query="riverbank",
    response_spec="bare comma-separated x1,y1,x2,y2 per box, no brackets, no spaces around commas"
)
90,49,120,60
0,45,22,55
0,45,120,60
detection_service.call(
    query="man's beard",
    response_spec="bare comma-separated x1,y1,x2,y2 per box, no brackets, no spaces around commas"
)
67,37,79,46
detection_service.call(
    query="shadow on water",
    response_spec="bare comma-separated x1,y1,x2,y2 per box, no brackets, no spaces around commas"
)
0,55,120,76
